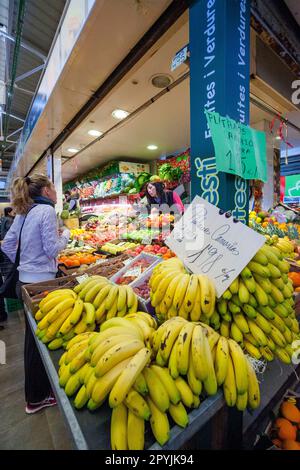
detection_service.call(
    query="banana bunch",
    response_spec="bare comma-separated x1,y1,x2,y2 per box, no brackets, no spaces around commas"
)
151,317,260,413
34,275,141,349
268,236,295,259
150,258,216,323
217,243,300,364
73,275,139,322
34,288,97,348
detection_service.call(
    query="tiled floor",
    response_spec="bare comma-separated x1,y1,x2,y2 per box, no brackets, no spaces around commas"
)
0,310,74,450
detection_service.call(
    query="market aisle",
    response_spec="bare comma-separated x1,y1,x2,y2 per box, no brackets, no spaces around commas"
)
0,310,74,450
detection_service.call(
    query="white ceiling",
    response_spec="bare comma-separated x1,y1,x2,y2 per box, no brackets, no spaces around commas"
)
60,13,300,183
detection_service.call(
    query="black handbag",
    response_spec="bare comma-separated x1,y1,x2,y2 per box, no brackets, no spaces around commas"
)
0,206,36,299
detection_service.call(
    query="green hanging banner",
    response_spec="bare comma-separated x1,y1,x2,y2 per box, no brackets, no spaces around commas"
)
205,110,267,182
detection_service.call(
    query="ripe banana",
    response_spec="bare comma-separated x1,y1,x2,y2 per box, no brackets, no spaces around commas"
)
109,348,151,408
124,389,151,420
127,410,144,451
151,365,181,405
223,355,237,407
91,358,131,404
215,336,229,386
168,402,189,428
228,339,248,395
111,403,128,450
146,396,170,447
176,322,195,375
246,358,260,410
95,339,144,378
143,366,170,412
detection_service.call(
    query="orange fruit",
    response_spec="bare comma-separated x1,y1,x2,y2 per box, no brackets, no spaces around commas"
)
275,418,297,441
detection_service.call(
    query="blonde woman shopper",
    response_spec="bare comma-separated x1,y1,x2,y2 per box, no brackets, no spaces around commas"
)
2,175,70,414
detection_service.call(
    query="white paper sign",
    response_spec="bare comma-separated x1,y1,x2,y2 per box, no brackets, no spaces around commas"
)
76,274,89,284
165,196,265,297
124,266,142,278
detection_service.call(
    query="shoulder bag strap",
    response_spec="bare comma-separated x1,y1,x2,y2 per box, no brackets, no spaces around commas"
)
15,204,37,266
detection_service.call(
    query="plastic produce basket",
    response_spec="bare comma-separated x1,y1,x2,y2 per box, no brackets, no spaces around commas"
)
110,252,161,286
5,298,23,313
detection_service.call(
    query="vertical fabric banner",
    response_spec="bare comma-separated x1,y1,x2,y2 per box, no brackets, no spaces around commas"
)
189,0,250,223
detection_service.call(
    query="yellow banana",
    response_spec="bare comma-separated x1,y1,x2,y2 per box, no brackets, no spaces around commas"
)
248,319,268,346
176,322,195,375
159,318,187,362
215,336,229,386
168,339,180,379
274,347,291,364
243,341,261,359
236,391,248,411
127,410,144,451
233,312,250,334
146,396,170,447
172,274,190,310
150,365,181,405
246,358,260,409
168,402,189,428
228,339,248,394
74,384,89,409
95,339,144,378
85,280,108,303
69,298,84,325
187,349,202,395
111,403,128,450
143,366,170,412
191,325,209,381
174,376,194,408
133,372,148,396
91,358,131,404
124,389,151,420
223,355,237,407
109,348,151,408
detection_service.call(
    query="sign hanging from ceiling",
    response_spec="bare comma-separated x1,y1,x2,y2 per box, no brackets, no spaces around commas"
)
205,110,267,182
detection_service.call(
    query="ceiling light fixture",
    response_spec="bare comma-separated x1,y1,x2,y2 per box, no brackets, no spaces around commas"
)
147,145,158,150
151,74,172,89
67,148,79,153
112,109,130,120
88,129,102,137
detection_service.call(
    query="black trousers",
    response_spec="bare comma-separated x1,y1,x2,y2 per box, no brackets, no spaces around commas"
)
16,281,52,404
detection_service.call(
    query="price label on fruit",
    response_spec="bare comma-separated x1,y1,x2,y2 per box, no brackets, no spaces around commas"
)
165,196,265,297
123,266,142,277
76,274,89,284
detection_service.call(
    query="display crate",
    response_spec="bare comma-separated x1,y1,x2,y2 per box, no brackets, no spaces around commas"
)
21,275,78,314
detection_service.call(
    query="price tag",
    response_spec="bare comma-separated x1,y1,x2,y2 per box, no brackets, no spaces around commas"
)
76,274,89,284
95,259,106,265
165,196,265,297
205,110,267,182
123,258,133,266
123,266,142,277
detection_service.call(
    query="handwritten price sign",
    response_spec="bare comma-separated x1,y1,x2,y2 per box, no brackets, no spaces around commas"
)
165,196,265,297
205,110,267,182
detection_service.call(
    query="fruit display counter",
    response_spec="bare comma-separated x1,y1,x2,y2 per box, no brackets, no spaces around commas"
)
24,304,239,450
21,242,300,450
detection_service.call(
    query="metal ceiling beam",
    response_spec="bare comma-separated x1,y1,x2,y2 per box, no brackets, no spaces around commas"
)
13,83,34,96
0,30,47,62
15,64,44,83
1,111,25,122
7,126,23,139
